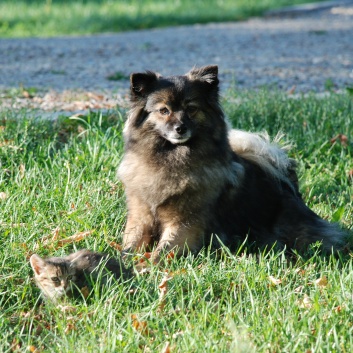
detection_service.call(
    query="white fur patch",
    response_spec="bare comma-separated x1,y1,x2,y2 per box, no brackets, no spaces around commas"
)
228,129,293,183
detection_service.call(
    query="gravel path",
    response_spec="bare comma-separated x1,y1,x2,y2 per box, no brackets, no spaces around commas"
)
0,2,352,111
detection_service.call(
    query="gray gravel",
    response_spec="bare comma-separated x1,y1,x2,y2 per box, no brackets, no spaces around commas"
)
0,2,353,97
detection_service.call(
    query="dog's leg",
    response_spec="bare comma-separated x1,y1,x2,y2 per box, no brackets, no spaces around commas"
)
151,206,206,261
122,194,154,253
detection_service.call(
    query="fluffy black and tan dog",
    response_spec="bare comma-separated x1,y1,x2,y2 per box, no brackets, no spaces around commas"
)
118,65,344,260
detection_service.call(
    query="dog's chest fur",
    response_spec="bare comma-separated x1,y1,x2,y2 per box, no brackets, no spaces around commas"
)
118,144,241,208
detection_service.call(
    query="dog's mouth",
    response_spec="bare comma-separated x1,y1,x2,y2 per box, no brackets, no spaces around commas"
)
165,132,192,144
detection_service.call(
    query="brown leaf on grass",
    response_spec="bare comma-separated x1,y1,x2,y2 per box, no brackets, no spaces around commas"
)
131,314,150,336
107,241,122,252
330,134,349,146
158,273,173,312
0,139,15,147
27,346,40,353
64,321,76,334
142,252,152,260
0,222,26,227
0,191,8,200
56,229,94,249
314,276,328,287
19,164,25,179
57,305,77,314
295,268,306,276
80,286,90,299
334,305,343,313
268,275,282,286
294,285,304,293
33,227,61,250
166,251,175,260
348,170,353,179
161,341,171,353
132,252,153,272
298,294,313,309
168,268,187,276
35,229,94,250
10,338,21,352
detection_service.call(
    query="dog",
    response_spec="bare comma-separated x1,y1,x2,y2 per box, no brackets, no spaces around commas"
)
118,65,344,260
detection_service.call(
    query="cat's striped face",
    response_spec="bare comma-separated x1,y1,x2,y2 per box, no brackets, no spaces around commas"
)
30,254,77,302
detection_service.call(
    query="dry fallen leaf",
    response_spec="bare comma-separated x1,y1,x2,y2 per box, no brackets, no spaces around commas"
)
298,294,313,309
334,306,343,313
315,276,328,287
64,321,76,334
80,286,90,299
294,285,304,293
142,252,152,260
107,241,123,251
57,305,77,314
53,230,94,249
19,164,25,179
131,314,149,336
27,346,40,353
166,251,175,260
33,227,61,250
0,222,26,227
10,338,21,352
158,273,173,312
268,275,282,286
161,341,171,353
330,134,349,146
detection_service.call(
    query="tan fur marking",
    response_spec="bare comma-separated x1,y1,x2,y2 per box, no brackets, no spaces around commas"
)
122,193,155,252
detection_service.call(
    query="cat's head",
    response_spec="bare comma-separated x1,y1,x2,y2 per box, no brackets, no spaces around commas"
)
30,254,77,302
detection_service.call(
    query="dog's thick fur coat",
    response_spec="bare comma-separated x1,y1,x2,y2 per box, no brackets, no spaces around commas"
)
118,65,344,258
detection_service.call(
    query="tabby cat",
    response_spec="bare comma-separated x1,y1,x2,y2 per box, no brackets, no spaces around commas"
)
30,249,130,303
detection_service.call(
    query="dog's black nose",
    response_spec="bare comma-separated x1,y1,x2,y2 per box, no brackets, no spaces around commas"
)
175,123,187,135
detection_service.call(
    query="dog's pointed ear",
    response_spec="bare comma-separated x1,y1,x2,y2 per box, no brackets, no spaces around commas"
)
187,65,219,86
130,71,159,98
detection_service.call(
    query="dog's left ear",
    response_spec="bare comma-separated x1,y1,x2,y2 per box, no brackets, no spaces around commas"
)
130,71,159,99
187,65,219,87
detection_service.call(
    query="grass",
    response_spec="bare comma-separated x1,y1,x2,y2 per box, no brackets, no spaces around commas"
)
0,0,325,38
1,90,353,352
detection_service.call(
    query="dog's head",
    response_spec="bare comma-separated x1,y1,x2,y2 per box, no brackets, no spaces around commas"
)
127,65,225,145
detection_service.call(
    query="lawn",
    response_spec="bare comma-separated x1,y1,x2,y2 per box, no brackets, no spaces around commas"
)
1,90,353,352
0,0,325,38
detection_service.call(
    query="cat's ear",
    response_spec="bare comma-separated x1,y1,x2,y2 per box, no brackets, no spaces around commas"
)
30,254,46,275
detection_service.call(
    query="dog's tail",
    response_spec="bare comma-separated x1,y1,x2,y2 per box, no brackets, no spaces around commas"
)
228,130,298,190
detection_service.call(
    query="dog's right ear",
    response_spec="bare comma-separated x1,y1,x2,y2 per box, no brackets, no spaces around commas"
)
130,71,159,99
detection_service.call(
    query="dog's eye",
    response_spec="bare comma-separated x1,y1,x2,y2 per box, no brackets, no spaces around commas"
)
159,107,170,116
186,106,198,115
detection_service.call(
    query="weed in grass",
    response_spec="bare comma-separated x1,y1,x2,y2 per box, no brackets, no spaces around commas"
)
0,91,352,352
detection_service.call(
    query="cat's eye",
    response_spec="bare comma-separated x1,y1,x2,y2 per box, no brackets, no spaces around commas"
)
159,107,170,116
51,277,60,283
186,106,198,115
67,275,73,281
